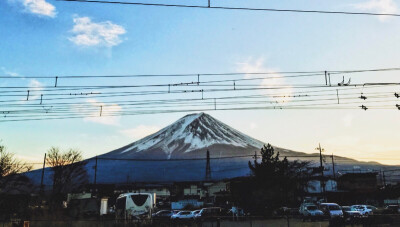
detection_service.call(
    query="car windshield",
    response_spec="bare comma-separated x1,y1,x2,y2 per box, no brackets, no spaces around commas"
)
180,211,191,215
307,206,317,210
329,205,341,210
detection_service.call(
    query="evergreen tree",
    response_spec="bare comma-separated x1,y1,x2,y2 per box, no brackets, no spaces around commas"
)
238,143,314,214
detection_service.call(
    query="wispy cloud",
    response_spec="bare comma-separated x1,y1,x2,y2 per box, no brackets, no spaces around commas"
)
8,0,56,18
82,99,122,125
69,16,126,47
27,79,44,101
236,57,293,104
0,67,21,78
352,0,397,21
120,125,161,141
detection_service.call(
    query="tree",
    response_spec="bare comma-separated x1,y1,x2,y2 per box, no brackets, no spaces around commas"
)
0,143,32,177
0,143,33,220
46,147,88,206
0,143,32,193
234,144,313,215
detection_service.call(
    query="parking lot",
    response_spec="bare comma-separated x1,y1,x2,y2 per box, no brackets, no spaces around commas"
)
5,215,400,227
1,218,330,227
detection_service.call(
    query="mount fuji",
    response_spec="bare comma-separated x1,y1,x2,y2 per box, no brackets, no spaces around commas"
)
26,112,385,185
103,112,274,159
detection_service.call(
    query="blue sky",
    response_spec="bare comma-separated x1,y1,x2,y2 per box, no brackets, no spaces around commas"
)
1,0,400,166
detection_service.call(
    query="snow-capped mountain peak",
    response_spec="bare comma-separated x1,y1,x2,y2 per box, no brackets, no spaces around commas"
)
104,112,264,159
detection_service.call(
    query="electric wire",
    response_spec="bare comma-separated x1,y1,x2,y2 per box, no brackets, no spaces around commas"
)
56,0,400,18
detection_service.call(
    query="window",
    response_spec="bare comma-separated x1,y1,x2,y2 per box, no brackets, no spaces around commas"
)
329,205,341,211
306,206,317,210
116,197,126,210
130,194,149,206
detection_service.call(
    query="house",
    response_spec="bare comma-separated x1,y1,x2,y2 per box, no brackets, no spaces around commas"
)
337,172,378,192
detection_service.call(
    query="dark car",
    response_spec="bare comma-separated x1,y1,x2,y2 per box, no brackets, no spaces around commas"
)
342,206,362,223
195,207,227,220
383,205,400,214
152,210,174,220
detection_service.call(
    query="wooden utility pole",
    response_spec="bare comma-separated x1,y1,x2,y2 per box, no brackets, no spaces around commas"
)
253,150,258,162
316,144,326,198
40,153,46,193
205,150,211,181
39,153,46,209
331,154,336,179
94,156,98,190
383,171,387,187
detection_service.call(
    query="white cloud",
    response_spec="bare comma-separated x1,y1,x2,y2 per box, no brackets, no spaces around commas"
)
120,125,161,141
69,16,126,47
1,67,20,77
82,99,122,125
352,0,397,21
8,0,56,18
29,79,42,88
28,79,44,100
23,0,56,17
236,57,293,105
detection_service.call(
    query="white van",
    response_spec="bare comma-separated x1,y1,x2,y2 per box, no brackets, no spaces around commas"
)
115,193,155,220
319,203,343,219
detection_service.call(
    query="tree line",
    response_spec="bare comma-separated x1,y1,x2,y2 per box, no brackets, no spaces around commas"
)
0,142,88,219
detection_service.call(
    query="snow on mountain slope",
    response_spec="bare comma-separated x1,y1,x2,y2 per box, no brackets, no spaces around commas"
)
104,112,265,159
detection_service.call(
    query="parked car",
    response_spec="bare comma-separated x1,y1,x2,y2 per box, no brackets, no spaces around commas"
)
319,203,344,219
350,205,373,216
152,210,174,220
191,210,201,217
382,205,400,214
342,206,362,222
195,207,226,220
228,207,245,217
299,204,324,221
171,211,194,220
366,205,377,211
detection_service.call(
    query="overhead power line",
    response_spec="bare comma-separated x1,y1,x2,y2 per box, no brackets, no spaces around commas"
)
1,67,399,123
1,67,400,79
57,0,400,17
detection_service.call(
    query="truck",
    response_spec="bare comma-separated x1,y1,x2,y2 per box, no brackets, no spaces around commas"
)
115,193,155,220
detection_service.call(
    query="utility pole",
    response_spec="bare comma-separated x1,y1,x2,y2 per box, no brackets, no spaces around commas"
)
331,154,336,179
205,150,211,181
39,153,46,209
40,153,46,192
331,154,336,191
94,156,98,192
383,171,387,187
316,144,326,199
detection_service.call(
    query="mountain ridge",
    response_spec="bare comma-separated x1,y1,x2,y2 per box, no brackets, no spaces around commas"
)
25,112,394,185
102,112,271,159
